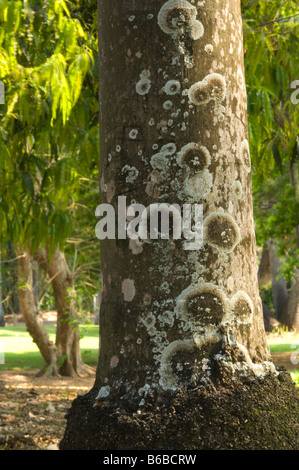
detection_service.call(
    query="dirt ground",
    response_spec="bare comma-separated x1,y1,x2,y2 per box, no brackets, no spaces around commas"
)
0,368,96,450
1,351,298,451
1,313,298,451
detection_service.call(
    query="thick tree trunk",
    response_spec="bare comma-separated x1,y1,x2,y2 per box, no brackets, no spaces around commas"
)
16,249,59,376
60,0,299,450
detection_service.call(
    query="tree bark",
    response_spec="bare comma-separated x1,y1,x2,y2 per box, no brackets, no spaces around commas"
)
281,267,299,330
268,241,289,322
34,247,93,377
16,249,59,376
0,251,5,327
60,0,299,450
258,244,271,289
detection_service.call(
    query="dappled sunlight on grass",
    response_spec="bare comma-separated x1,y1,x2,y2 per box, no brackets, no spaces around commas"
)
0,324,99,371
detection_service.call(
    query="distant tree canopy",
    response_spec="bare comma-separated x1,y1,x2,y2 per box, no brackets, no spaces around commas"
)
242,0,299,281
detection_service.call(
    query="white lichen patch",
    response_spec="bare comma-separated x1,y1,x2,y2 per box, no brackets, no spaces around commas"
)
176,282,229,327
203,212,241,253
163,100,173,110
229,291,254,325
128,129,139,140
122,165,139,184
159,338,195,390
157,0,204,41
121,279,136,302
240,139,251,173
158,310,175,327
150,153,170,172
188,73,226,106
177,143,211,170
136,70,151,95
204,44,213,54
95,386,111,401
232,180,243,199
184,170,213,199
161,142,177,155
142,313,156,329
163,79,181,95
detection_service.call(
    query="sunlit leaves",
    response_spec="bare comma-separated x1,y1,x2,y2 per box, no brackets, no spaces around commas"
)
243,0,298,278
0,0,98,255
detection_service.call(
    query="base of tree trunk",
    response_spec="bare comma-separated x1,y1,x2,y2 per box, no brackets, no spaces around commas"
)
60,368,299,450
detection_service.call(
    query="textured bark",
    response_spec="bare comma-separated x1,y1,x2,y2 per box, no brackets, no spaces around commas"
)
60,0,299,450
17,249,59,376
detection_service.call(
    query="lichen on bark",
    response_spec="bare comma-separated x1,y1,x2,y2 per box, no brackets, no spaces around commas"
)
60,0,299,450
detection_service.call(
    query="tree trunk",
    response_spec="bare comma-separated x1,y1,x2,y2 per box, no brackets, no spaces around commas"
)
0,251,5,327
268,241,289,322
60,0,299,450
16,249,59,376
281,267,299,330
258,244,271,289
281,162,299,329
35,247,93,377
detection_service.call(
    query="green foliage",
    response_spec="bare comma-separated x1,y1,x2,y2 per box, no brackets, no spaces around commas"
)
243,0,299,278
0,0,99,253
0,1,100,316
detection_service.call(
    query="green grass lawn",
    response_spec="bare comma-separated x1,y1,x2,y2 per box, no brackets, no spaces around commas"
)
0,325,298,388
0,323,99,371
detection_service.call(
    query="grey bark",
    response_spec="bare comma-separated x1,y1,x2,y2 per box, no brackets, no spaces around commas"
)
281,161,299,329
60,0,299,450
0,251,5,326
16,249,59,375
258,245,271,289
93,0,273,399
281,267,299,330
268,242,289,321
34,247,93,377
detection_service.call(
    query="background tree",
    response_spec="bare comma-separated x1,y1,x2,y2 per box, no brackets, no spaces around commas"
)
61,0,299,450
0,0,100,375
242,0,299,328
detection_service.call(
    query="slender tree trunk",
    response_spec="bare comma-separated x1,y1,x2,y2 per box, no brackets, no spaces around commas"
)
268,242,289,322
0,251,5,327
258,244,271,289
281,162,299,329
16,249,59,376
281,267,299,330
48,248,89,377
61,0,299,450
34,247,93,377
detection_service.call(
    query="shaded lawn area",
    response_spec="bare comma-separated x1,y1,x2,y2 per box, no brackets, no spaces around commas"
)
0,324,99,371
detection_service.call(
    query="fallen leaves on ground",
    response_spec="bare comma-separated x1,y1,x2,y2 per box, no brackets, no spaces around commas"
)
0,369,95,450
